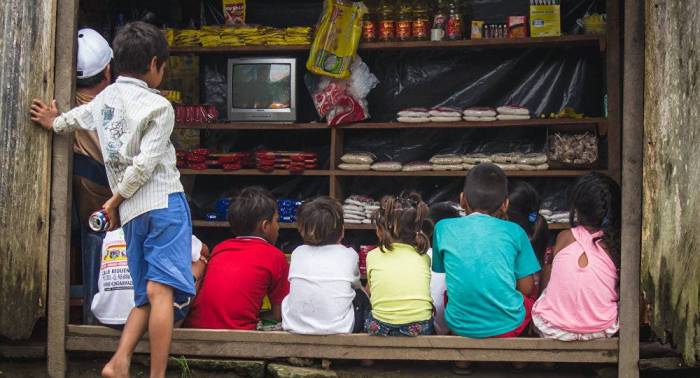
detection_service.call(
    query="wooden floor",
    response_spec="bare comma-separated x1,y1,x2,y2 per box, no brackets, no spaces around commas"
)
66,325,618,363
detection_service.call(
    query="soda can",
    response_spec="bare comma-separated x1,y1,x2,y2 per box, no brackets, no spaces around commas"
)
89,210,110,232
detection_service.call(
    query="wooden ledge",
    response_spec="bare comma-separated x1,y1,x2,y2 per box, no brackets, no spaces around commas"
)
67,325,618,363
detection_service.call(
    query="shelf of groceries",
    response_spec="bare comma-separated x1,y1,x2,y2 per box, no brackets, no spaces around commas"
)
179,168,597,178
191,220,570,231
169,35,605,55
175,118,607,134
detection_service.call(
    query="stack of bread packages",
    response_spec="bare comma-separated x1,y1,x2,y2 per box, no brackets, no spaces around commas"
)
343,195,379,225
496,105,531,120
338,152,375,171
462,107,497,122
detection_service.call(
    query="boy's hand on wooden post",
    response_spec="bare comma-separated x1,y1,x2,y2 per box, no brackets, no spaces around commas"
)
102,193,124,231
29,99,59,130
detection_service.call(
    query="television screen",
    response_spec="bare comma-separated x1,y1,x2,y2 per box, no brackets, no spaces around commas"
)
231,64,291,110
227,57,297,122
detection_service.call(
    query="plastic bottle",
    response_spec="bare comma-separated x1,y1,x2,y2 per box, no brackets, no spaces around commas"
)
431,0,447,41
411,0,430,40
445,0,463,40
377,0,395,42
395,0,413,41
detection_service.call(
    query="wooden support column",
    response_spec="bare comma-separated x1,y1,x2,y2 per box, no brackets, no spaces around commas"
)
47,0,78,376
619,0,644,377
606,0,622,182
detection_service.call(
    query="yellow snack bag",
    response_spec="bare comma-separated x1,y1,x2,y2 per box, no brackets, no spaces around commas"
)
530,2,561,37
306,0,367,79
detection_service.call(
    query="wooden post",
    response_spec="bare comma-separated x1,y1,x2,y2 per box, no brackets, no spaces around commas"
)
605,0,622,182
47,0,78,376
0,0,57,339
619,0,644,377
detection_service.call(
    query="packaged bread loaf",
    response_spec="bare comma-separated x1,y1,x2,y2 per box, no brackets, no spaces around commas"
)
496,105,530,115
463,107,497,117
402,162,433,172
517,153,547,165
491,153,522,164
338,163,371,170
371,161,403,171
341,152,376,164
432,164,464,171
430,154,463,165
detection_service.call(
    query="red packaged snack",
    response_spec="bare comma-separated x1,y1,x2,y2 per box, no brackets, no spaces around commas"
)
188,162,208,170
186,154,206,163
191,148,210,156
222,163,242,171
218,155,240,164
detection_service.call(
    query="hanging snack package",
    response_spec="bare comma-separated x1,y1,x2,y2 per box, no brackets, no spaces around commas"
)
307,0,367,79
306,56,379,126
223,0,246,25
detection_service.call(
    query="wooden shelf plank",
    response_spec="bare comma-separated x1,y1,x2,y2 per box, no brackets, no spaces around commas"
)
169,35,604,55
179,169,331,176
333,170,590,177
192,220,569,231
175,118,605,132
175,122,328,130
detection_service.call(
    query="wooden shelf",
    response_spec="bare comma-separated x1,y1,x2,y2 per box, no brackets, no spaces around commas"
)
179,169,331,176
333,170,590,177
169,35,604,55
175,118,605,133
175,122,328,130
192,220,568,231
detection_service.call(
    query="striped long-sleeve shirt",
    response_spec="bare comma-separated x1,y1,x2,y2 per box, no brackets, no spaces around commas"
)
53,76,183,225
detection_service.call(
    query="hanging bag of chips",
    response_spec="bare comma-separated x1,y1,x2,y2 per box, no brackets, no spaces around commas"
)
306,0,367,79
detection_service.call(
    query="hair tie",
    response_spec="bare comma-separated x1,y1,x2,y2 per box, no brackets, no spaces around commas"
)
602,217,610,227
528,212,538,224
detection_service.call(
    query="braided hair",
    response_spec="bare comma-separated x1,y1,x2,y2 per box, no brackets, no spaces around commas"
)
372,192,432,255
568,173,621,268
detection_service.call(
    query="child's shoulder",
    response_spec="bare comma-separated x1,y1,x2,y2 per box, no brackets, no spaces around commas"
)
553,229,576,255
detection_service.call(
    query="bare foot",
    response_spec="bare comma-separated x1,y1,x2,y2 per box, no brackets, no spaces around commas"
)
101,355,130,378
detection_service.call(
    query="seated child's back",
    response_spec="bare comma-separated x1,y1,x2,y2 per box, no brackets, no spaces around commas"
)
432,164,540,338
282,197,362,334
185,187,289,330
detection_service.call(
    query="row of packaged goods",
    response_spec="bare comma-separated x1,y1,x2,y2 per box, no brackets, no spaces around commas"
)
394,105,586,123
164,25,313,48
177,149,318,172
361,0,575,43
339,131,598,172
202,193,570,228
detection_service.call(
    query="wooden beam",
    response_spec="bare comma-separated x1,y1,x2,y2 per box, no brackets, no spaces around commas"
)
0,0,56,339
619,0,644,377
606,0,622,182
66,325,618,363
47,0,78,377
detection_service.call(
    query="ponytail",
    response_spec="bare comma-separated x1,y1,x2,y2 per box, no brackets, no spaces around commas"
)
374,192,432,255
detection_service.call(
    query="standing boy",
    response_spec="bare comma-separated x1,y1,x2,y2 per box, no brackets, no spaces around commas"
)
185,187,290,330
30,21,192,378
432,163,540,339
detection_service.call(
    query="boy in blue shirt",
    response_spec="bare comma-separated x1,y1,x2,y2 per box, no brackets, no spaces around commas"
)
31,21,191,378
432,163,540,340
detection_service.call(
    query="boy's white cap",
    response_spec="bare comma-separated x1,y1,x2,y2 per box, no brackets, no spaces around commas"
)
76,28,113,79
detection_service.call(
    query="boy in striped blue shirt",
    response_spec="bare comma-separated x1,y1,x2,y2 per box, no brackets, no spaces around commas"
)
31,21,191,378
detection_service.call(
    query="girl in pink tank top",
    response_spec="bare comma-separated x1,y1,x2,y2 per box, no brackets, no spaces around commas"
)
532,173,620,340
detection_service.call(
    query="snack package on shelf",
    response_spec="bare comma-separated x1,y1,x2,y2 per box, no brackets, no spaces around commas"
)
397,107,430,123
529,0,561,37
223,0,246,26
548,132,598,168
307,0,367,79
496,105,531,120
174,105,219,124
307,57,379,126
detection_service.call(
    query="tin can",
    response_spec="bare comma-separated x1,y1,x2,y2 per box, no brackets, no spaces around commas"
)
89,210,110,232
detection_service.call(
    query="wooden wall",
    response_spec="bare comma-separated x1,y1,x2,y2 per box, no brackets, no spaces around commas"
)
642,0,700,365
0,0,57,339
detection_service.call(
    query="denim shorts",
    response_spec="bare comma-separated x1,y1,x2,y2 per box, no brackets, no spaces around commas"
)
365,313,434,336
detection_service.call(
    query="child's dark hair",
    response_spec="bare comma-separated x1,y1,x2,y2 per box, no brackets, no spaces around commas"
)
422,201,462,238
227,186,277,236
76,66,109,89
296,196,344,246
373,192,432,255
569,173,621,267
112,21,169,75
463,163,508,216
507,181,549,262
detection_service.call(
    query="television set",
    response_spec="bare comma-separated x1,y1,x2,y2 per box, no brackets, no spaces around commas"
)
226,57,297,122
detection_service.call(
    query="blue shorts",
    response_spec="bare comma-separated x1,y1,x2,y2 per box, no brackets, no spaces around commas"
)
365,313,434,337
123,193,195,307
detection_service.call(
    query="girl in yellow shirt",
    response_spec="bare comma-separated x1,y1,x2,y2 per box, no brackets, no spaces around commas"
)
365,192,434,336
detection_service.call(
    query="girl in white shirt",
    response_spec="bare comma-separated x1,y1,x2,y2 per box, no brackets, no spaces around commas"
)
282,196,369,334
